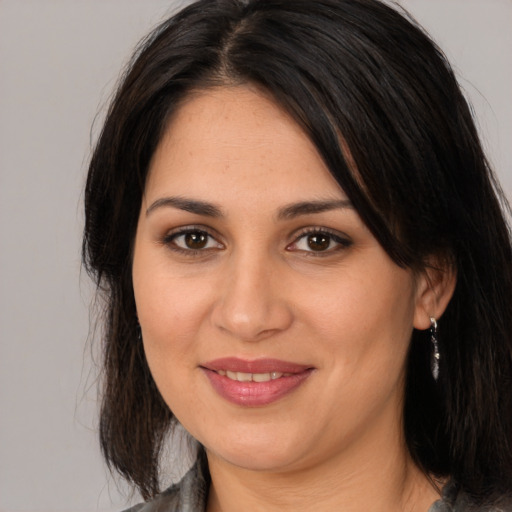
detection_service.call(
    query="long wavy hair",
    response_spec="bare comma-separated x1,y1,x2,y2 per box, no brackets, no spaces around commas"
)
83,0,512,504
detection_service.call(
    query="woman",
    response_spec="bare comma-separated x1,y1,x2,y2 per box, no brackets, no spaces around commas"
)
83,0,512,510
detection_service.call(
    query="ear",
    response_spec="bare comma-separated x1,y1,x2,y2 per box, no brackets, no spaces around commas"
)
413,256,457,330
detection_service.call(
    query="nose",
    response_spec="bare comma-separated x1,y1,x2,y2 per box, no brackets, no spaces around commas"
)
211,252,294,342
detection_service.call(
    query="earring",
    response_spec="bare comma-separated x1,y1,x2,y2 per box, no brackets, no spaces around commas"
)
430,317,440,381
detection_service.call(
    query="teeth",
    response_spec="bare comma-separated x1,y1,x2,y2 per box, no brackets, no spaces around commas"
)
253,373,272,382
217,370,289,382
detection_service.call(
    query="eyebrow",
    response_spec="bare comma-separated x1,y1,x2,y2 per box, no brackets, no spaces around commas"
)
146,196,223,217
146,196,353,219
277,199,353,220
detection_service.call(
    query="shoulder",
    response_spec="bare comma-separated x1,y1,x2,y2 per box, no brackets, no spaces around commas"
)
121,456,209,512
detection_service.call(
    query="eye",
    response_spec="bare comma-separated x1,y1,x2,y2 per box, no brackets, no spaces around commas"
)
164,228,223,253
288,229,352,254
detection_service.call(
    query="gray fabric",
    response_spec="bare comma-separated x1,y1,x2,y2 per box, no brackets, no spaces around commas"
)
426,481,512,512
123,458,208,512
123,457,510,512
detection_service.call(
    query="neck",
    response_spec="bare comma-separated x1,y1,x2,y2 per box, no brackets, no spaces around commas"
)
205,418,440,512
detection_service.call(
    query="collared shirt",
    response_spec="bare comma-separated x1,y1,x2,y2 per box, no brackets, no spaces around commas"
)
124,456,510,512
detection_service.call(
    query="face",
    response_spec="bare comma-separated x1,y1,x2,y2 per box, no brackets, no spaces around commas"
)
132,86,428,474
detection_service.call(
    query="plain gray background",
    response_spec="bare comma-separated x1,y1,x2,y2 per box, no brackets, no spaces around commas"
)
0,1,510,511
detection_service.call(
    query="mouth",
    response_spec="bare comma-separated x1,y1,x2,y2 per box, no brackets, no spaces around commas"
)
201,358,314,407
215,370,293,382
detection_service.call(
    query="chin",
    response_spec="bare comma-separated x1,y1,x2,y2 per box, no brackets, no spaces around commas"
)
201,426,307,472
211,445,302,473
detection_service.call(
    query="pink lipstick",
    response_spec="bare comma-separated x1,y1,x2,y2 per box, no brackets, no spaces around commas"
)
201,357,314,407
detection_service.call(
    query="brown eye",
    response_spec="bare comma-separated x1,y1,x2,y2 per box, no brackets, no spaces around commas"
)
307,234,331,251
288,229,352,255
165,228,223,253
184,231,208,249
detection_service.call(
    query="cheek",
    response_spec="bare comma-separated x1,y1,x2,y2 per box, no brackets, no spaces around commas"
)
297,262,416,372
132,241,213,368
135,275,211,355
134,287,219,442
305,269,415,424
133,268,213,419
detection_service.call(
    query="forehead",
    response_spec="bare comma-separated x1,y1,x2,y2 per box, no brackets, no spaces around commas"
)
145,86,345,205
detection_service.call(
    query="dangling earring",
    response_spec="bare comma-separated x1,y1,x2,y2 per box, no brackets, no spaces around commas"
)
430,317,440,380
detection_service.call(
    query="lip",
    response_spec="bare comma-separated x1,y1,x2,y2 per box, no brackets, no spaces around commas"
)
202,357,311,374
201,357,314,407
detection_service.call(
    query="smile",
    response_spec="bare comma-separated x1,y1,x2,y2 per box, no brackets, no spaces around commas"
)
201,358,314,407
215,370,293,382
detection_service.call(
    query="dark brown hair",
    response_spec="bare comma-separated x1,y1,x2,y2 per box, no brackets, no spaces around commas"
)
83,0,512,504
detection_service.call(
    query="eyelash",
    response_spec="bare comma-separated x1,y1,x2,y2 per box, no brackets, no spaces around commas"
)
287,227,353,257
161,226,353,257
162,226,223,256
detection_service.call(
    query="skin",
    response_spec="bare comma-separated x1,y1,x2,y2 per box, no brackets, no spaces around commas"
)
132,85,455,512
